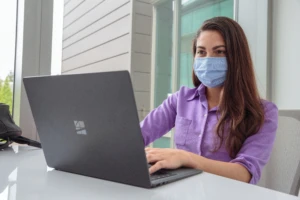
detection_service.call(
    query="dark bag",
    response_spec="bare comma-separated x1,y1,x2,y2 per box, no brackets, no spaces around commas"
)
0,103,41,149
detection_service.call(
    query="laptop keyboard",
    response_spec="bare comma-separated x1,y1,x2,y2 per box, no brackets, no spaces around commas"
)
148,164,177,180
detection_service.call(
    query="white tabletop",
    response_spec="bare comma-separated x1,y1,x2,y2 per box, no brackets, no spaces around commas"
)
0,145,299,200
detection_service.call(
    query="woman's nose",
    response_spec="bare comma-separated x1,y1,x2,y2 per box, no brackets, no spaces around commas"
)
206,51,214,57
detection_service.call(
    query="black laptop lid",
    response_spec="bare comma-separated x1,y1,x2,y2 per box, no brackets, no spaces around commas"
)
23,71,151,188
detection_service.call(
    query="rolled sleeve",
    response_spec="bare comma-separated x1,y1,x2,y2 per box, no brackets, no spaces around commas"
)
230,101,278,184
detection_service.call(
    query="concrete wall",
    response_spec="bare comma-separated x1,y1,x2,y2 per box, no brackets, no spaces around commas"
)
61,0,153,121
61,0,131,74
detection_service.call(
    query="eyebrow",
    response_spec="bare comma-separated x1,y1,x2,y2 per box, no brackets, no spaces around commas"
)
196,45,226,50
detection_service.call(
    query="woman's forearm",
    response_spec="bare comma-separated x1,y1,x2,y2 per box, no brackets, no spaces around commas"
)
181,150,251,183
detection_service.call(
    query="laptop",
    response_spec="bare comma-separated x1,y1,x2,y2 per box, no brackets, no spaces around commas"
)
23,71,202,188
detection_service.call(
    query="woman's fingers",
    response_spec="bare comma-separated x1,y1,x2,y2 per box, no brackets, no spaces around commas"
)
145,148,185,174
149,160,168,174
145,147,162,154
146,153,162,163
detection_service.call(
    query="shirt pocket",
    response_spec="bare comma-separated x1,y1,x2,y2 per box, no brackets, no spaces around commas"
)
174,116,192,146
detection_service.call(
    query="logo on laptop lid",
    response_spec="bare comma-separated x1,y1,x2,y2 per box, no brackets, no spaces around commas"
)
74,121,87,135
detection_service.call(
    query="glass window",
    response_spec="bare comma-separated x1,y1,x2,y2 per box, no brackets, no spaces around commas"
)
154,0,173,108
153,0,233,148
153,0,174,148
179,0,233,88
0,0,18,114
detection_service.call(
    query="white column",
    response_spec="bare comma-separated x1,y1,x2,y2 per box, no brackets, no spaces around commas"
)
271,0,300,109
51,0,64,76
14,0,53,140
236,0,271,100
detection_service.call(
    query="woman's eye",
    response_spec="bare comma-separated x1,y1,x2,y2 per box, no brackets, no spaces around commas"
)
197,50,206,55
217,50,226,54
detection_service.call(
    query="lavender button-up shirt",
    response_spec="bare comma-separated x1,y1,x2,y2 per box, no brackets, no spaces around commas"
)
140,84,278,184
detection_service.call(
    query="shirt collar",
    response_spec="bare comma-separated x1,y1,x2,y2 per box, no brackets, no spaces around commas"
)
187,84,206,101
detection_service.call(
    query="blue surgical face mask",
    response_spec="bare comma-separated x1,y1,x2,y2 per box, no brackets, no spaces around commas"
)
193,57,228,88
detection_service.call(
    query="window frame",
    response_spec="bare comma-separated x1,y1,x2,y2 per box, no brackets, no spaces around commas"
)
150,0,238,148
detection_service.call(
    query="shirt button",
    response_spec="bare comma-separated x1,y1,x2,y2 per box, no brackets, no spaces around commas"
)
204,114,208,117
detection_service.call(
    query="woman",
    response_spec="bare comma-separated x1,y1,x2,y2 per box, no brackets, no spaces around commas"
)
140,17,278,184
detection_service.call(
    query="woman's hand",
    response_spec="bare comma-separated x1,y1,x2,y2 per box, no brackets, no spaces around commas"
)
145,147,252,183
145,147,189,174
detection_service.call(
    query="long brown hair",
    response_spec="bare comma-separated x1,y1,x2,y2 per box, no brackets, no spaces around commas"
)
192,17,264,158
